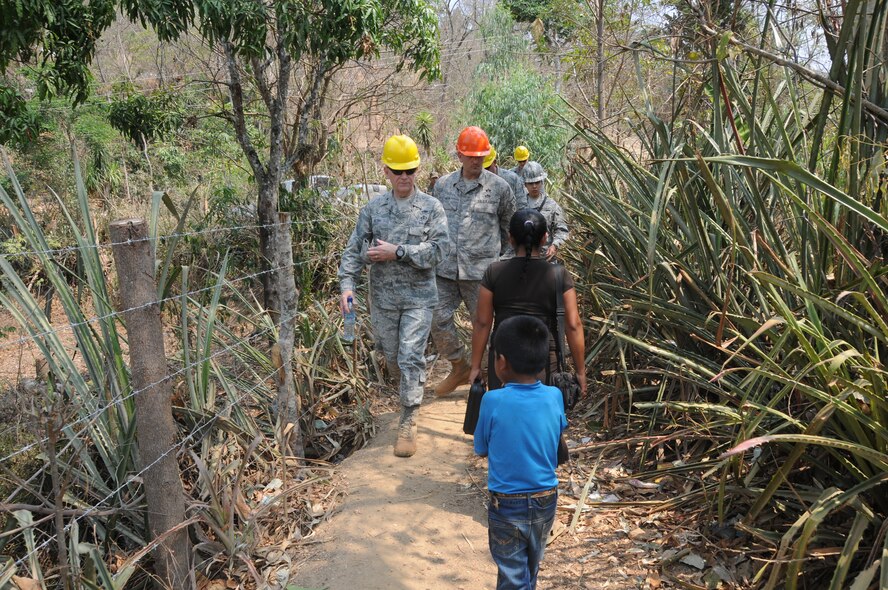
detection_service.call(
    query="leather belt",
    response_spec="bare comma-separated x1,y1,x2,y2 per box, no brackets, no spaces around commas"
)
490,487,557,499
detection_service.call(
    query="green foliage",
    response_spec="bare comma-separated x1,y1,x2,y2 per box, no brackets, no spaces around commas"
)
413,111,434,155
501,0,550,22
0,0,115,103
280,187,341,306
478,5,531,74
155,145,187,181
564,0,888,580
72,110,124,196
465,69,568,168
0,84,44,148
119,0,440,79
108,89,184,148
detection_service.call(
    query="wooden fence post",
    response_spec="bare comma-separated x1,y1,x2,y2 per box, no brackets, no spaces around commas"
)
110,219,192,589
272,212,304,458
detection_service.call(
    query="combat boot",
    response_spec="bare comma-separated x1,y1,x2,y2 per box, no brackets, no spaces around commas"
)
435,358,470,396
393,405,419,457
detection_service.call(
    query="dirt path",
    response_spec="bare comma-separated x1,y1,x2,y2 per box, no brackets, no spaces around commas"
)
291,384,652,590
293,392,495,589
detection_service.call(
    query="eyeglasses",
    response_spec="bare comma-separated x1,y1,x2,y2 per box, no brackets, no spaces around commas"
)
390,168,418,176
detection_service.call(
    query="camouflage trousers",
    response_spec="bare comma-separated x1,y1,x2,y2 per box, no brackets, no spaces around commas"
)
430,277,481,362
370,303,433,407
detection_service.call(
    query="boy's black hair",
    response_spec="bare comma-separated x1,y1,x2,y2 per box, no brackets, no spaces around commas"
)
493,315,550,376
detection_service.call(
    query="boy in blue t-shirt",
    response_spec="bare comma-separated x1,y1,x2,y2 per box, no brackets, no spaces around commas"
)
474,315,568,590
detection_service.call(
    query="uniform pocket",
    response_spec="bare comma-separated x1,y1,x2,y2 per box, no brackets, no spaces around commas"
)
408,226,428,243
473,202,498,215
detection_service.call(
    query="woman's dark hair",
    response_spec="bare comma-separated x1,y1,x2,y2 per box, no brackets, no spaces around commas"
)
509,208,548,274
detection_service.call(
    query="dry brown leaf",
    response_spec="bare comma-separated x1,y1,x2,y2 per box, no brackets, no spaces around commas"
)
647,572,662,588
628,527,650,541
12,577,42,590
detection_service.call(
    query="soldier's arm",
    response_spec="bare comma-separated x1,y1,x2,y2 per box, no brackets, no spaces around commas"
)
338,206,372,293
404,202,450,269
497,183,517,255
550,201,570,248
515,180,528,210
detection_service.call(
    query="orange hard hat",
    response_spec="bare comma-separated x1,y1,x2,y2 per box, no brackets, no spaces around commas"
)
456,126,492,157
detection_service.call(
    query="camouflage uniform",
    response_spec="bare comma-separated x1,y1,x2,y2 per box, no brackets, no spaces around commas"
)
510,164,527,179
497,167,528,210
528,190,570,249
432,169,516,361
338,189,450,407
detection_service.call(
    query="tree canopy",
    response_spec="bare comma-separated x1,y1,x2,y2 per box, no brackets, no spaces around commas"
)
0,0,440,103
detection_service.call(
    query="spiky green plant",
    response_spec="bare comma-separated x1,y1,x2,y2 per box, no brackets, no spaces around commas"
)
0,146,376,585
564,4,888,585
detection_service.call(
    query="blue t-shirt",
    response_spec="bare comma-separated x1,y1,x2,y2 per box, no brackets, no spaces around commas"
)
473,381,567,494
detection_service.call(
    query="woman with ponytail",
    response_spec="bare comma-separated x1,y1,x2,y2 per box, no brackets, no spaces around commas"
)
469,209,586,391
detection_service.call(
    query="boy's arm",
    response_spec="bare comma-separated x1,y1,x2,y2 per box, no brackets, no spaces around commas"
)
473,397,491,457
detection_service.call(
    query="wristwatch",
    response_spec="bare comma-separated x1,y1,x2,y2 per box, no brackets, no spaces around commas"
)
395,245,406,260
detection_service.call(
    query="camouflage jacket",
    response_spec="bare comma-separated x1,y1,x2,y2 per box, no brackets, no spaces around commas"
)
528,192,570,248
338,189,450,309
433,168,516,281
497,167,528,210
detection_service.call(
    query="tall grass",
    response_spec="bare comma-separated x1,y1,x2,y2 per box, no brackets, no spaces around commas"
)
565,10,888,586
0,146,375,586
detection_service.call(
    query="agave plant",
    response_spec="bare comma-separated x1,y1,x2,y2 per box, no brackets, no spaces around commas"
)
0,142,380,586
563,3,888,585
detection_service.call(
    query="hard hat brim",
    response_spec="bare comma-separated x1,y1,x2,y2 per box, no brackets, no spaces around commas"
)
382,157,421,170
524,174,546,183
458,149,491,157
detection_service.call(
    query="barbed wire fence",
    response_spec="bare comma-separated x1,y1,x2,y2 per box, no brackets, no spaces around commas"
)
0,206,359,587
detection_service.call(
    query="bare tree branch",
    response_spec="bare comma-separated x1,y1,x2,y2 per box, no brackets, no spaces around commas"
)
222,41,266,179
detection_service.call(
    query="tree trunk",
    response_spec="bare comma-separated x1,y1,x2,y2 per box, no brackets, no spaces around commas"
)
272,212,304,458
596,0,606,122
257,178,281,315
110,219,193,590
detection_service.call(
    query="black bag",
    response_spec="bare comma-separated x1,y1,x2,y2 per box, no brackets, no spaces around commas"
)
549,265,582,466
550,371,581,412
463,378,487,435
548,265,583,412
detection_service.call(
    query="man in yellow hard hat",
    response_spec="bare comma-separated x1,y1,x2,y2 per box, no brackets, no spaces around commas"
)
338,134,450,458
430,126,516,396
484,146,528,209
511,145,530,178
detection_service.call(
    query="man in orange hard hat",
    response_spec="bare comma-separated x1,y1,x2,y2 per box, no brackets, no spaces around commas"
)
431,126,516,395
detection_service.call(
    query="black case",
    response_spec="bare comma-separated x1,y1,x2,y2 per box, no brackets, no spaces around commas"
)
462,378,487,435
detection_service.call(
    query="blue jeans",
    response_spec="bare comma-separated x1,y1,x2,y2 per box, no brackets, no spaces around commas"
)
488,491,558,590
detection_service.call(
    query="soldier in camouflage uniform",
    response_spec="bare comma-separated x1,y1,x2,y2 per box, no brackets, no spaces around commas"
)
338,135,449,457
484,146,528,209
511,145,530,178
523,160,569,261
431,127,516,395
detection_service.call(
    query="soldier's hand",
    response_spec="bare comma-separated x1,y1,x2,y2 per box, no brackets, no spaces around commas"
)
368,239,398,262
340,290,354,315
546,245,558,261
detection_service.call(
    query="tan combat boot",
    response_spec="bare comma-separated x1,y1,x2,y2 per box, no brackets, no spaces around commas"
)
434,358,471,396
393,405,419,458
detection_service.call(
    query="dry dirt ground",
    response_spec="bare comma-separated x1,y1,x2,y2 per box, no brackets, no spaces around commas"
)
292,379,651,590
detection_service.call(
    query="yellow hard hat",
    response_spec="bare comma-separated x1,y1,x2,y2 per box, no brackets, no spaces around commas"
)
514,145,530,162
381,135,421,170
483,146,498,169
